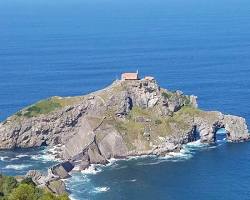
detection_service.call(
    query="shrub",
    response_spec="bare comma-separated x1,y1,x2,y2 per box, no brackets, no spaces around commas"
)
161,92,172,99
0,175,69,200
155,119,162,125
20,178,36,187
39,192,69,200
0,176,17,197
8,184,37,200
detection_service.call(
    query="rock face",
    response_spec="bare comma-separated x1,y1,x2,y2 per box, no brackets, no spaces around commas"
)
0,78,249,169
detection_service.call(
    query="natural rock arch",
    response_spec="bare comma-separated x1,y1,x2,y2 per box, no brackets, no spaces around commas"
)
194,112,249,144
212,124,230,142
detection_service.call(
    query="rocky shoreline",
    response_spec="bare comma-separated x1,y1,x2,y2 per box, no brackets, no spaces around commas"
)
1,76,249,195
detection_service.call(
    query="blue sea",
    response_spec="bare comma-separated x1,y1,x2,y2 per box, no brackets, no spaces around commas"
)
1,0,250,199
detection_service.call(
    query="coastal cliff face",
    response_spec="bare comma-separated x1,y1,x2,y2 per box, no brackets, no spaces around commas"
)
0,78,249,168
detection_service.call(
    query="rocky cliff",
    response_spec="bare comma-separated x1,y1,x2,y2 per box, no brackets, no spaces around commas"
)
0,78,249,170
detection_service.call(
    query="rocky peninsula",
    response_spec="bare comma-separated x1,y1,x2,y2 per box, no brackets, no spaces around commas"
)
0,75,249,192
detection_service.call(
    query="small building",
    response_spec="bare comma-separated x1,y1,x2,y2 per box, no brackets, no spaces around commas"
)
144,76,155,81
121,71,139,80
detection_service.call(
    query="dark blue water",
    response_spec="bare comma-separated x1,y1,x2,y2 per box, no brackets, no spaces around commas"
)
1,0,250,199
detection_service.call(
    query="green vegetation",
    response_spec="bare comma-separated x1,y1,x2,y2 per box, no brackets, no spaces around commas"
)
161,91,173,99
23,100,62,118
162,91,192,106
155,119,162,125
15,96,84,118
0,175,69,200
174,106,201,117
114,106,171,150
112,106,202,150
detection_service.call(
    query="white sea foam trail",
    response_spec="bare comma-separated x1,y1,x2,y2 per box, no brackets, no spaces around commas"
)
0,156,8,161
5,164,32,170
31,154,59,162
93,187,110,193
16,154,29,158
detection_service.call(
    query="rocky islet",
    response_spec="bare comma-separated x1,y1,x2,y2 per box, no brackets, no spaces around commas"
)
0,76,249,194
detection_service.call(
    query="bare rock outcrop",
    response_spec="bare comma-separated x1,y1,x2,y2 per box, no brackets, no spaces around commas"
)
26,169,67,195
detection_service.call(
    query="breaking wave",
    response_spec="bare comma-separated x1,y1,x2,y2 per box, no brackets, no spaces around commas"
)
31,146,62,162
81,165,102,175
31,154,58,162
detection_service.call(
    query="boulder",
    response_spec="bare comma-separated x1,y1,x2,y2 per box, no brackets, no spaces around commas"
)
26,170,46,186
46,180,67,195
51,161,74,179
87,143,107,164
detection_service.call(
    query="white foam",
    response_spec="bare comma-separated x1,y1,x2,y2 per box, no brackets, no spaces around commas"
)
0,156,8,161
127,155,155,161
31,146,62,162
31,154,59,162
68,174,90,184
5,164,32,170
10,158,19,161
163,150,193,162
69,195,77,200
16,154,29,158
107,158,119,166
72,165,81,171
93,186,110,193
185,140,208,148
81,165,102,175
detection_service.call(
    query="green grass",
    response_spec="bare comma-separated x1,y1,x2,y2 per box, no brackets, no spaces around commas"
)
15,96,84,118
23,99,62,118
119,106,201,148
174,106,201,117
128,106,151,119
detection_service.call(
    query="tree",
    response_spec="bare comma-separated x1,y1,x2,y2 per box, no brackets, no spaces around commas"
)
0,176,17,197
8,184,37,200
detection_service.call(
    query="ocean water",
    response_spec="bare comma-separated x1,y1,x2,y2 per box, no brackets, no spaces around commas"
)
1,0,250,199
0,147,58,176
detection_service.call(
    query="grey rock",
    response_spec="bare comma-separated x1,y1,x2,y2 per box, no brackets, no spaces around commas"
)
98,130,128,159
51,161,74,179
46,180,67,195
26,170,46,186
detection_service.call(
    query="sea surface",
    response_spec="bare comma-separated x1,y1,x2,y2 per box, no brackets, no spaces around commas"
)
1,0,250,199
